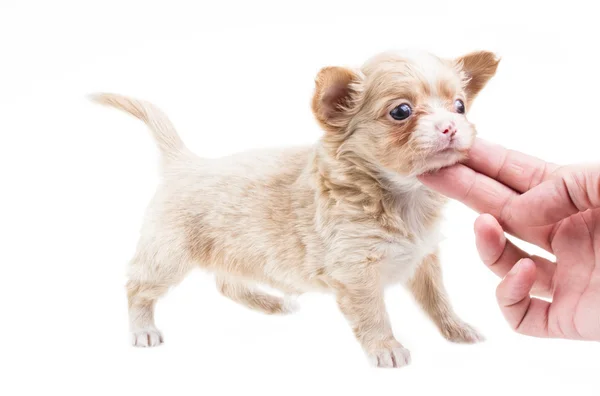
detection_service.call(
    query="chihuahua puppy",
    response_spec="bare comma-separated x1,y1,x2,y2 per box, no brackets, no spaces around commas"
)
92,49,498,368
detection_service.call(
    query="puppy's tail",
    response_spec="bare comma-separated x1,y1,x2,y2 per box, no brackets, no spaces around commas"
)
90,93,188,165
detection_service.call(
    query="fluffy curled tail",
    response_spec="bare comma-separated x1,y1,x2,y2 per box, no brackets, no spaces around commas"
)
90,93,187,164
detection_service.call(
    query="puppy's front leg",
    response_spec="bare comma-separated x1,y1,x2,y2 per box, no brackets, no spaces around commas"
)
409,253,484,343
335,269,411,368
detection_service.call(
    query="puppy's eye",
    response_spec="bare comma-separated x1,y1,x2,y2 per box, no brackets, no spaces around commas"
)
454,99,465,114
389,103,412,120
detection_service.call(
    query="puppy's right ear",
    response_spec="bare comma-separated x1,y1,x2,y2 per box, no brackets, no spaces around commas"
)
311,67,361,133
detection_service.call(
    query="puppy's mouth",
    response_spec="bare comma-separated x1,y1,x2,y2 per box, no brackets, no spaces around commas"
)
432,138,468,155
437,146,460,155
434,135,472,157
416,145,470,175
431,147,467,163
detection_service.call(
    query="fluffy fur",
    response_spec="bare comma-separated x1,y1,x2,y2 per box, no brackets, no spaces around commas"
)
91,49,499,368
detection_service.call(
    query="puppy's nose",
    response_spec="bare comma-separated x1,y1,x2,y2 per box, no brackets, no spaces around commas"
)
436,121,457,137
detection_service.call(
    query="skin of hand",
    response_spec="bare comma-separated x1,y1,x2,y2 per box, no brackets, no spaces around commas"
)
418,138,600,340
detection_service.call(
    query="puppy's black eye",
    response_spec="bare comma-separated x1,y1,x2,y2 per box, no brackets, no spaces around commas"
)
390,103,412,120
454,99,465,114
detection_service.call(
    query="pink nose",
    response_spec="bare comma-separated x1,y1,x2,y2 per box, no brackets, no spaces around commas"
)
436,121,457,137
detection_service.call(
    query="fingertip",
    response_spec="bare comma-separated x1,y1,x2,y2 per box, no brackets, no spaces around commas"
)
497,259,537,306
417,167,451,183
505,258,537,286
515,258,536,277
418,165,473,200
474,213,500,234
417,174,433,185
474,214,506,265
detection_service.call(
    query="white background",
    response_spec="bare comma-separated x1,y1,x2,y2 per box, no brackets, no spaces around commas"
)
1,1,599,395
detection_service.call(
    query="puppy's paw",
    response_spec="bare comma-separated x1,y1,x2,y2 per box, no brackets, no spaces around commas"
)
367,343,412,368
131,328,164,347
440,318,484,344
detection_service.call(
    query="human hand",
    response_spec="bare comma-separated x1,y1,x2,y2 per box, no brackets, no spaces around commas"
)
419,138,600,340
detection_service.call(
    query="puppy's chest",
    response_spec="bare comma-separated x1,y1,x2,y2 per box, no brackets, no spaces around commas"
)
377,221,443,286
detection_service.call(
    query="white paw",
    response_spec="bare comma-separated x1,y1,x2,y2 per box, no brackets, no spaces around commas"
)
441,319,484,344
131,328,163,347
368,346,412,368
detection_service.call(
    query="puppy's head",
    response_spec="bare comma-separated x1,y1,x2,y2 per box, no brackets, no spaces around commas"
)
312,50,499,176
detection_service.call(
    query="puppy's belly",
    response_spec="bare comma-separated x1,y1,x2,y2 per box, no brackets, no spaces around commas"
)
378,238,440,286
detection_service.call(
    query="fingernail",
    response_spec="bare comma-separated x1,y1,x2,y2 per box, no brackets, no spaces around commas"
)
509,260,523,275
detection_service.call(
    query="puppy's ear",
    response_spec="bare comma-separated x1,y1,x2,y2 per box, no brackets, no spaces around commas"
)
455,51,500,103
312,66,361,133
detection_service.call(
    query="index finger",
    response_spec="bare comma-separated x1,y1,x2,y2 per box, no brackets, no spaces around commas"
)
466,139,559,193
419,164,553,251
509,166,600,226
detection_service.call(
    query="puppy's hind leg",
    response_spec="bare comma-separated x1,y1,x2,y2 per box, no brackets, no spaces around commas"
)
127,280,168,347
216,276,298,315
127,239,192,347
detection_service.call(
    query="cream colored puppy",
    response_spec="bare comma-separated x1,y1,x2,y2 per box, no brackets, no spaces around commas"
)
92,49,499,368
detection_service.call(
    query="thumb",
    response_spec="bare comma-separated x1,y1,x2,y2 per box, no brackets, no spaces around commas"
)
509,166,600,226
496,259,550,337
